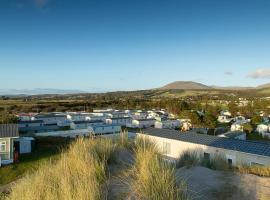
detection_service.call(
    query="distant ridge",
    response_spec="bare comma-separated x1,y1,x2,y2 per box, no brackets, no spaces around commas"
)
161,81,211,90
160,81,270,91
257,83,270,89
0,88,86,95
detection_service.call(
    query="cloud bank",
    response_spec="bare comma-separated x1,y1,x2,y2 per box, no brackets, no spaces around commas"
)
247,68,270,79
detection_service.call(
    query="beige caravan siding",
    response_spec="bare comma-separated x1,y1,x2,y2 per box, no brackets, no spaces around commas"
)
0,138,11,160
138,134,270,167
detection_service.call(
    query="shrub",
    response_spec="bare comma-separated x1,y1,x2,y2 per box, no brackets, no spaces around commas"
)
177,150,200,168
207,155,230,171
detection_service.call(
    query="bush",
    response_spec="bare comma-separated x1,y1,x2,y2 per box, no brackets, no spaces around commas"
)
177,150,200,168
206,155,230,171
177,150,229,171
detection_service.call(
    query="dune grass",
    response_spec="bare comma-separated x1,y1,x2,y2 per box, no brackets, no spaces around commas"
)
7,138,116,200
178,150,230,171
114,130,134,150
177,150,199,168
236,165,270,177
177,150,270,177
6,135,190,200
131,137,188,200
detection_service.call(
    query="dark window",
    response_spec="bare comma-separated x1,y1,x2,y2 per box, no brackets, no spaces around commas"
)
228,159,233,167
204,153,210,160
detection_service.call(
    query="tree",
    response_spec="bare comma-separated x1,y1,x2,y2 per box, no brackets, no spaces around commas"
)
251,115,262,125
243,123,253,134
0,112,18,124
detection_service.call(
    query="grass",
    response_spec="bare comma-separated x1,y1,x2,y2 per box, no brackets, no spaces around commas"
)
7,138,117,200
177,150,230,171
177,149,270,177
131,137,188,200
114,130,134,150
4,135,190,200
177,150,199,168
201,154,230,171
236,165,270,177
0,145,60,186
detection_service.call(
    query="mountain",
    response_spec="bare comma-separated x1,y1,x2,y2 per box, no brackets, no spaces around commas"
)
0,88,86,96
161,81,211,90
161,81,270,91
257,83,270,89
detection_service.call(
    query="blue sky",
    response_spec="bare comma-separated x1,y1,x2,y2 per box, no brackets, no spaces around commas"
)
1,0,270,91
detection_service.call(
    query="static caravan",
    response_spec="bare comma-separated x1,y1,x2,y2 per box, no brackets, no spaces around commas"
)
139,128,270,167
0,124,19,166
131,119,156,129
105,117,132,126
155,119,181,129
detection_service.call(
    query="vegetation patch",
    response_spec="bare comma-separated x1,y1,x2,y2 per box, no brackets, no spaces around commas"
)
130,137,189,200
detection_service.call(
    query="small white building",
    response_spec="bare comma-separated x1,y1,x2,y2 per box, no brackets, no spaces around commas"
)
105,117,132,126
129,119,156,129
138,128,270,167
234,116,250,124
0,124,19,166
70,120,104,130
132,111,148,120
66,112,93,122
218,131,246,140
217,115,232,123
231,123,244,132
155,119,181,129
220,110,232,117
33,113,68,125
16,113,36,121
91,124,121,135
256,124,270,139
35,128,94,138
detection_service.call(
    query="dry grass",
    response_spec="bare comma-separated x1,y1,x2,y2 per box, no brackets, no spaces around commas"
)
177,150,200,168
7,138,116,200
131,137,188,200
7,136,190,200
114,130,134,150
236,165,270,177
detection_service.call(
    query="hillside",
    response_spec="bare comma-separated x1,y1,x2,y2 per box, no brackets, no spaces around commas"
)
257,83,270,89
161,81,211,90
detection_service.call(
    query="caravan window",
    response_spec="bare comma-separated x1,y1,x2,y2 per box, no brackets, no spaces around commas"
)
0,141,6,152
228,159,233,167
204,153,210,160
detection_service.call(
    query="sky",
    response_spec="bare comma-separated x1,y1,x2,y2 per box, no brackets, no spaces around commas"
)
0,0,270,92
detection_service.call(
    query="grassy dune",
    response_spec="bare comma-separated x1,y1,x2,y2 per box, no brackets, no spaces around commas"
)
6,135,189,200
131,137,188,200
7,138,116,200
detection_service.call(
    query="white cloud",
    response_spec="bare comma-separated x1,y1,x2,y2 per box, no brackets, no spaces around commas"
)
247,68,270,79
